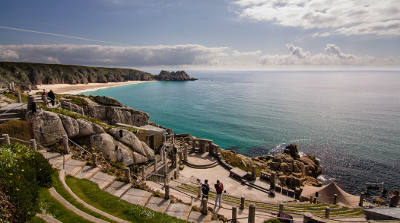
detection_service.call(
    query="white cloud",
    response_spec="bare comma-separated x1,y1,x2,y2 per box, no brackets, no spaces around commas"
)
0,43,397,68
233,0,400,36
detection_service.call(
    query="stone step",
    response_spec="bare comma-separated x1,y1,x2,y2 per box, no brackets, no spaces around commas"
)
40,151,72,169
75,166,100,180
63,159,86,176
89,171,115,190
105,181,132,198
36,214,62,223
165,203,192,221
187,210,212,223
0,112,20,118
121,188,152,206
145,196,171,213
0,117,21,123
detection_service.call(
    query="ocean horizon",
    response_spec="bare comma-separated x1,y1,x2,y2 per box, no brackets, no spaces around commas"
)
84,70,400,195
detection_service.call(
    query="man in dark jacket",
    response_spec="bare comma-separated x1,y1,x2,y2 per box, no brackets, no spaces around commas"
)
201,179,210,200
214,180,224,209
48,90,55,106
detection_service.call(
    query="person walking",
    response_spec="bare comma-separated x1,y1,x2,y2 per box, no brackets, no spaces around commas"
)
214,180,224,210
200,179,210,209
48,89,55,106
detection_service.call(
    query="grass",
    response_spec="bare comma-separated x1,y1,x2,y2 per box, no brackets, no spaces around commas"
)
0,120,32,141
27,216,47,223
2,92,28,103
40,105,114,129
65,95,89,107
51,170,116,222
65,176,188,223
37,188,92,223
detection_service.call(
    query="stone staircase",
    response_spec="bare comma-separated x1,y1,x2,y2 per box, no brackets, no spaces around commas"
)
39,149,217,223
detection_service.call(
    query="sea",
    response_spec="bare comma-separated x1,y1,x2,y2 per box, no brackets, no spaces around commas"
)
83,70,400,195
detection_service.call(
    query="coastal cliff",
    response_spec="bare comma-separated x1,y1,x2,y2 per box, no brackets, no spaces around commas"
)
0,62,196,86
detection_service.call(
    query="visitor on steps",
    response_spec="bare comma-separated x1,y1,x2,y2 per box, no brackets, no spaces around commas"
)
389,189,399,207
41,89,48,106
214,180,224,210
48,89,55,106
202,179,210,200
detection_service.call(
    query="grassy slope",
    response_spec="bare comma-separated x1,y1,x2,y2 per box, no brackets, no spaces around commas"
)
37,188,92,223
66,176,188,223
51,171,116,222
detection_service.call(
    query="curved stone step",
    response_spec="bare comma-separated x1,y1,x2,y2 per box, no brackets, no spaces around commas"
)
49,187,108,223
165,202,192,221
184,161,219,169
36,214,62,223
58,170,130,223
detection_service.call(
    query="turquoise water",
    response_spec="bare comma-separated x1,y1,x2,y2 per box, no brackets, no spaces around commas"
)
84,70,400,194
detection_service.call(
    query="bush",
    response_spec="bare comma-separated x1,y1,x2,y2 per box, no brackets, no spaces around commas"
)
0,143,53,222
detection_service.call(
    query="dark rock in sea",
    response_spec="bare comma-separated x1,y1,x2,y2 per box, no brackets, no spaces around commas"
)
154,70,197,81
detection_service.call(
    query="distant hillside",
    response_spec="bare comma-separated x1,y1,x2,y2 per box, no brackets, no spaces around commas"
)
0,62,196,87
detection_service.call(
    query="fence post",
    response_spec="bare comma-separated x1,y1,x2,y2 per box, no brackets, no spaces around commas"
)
248,204,255,223
154,157,157,172
333,193,338,204
2,134,10,145
17,91,22,103
279,203,284,215
251,166,257,181
92,154,97,167
325,207,330,218
240,197,245,210
30,139,37,151
359,192,364,207
201,198,208,215
141,166,146,180
232,207,237,223
183,147,188,162
124,167,131,183
164,185,170,200
270,173,276,190
63,135,69,154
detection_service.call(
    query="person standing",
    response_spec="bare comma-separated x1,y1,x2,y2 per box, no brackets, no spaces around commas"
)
48,89,55,106
389,189,399,207
201,179,210,200
214,180,224,210
41,89,48,106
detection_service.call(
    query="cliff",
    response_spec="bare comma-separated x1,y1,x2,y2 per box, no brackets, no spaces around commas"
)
0,62,196,87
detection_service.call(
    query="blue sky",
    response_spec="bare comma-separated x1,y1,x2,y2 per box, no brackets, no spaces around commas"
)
0,0,399,69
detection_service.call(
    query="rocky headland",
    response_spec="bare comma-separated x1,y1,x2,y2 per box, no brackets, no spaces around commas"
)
0,62,196,88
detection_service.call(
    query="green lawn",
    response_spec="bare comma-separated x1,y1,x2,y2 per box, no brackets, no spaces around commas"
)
27,216,47,223
66,176,188,223
51,171,116,222
37,188,92,223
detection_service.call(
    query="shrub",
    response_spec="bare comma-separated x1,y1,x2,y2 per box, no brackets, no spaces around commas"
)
0,143,53,222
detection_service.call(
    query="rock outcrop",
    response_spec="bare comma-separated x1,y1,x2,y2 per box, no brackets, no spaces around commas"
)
86,105,149,126
89,96,123,107
28,110,66,146
28,109,153,165
154,70,197,81
220,144,323,189
108,128,155,160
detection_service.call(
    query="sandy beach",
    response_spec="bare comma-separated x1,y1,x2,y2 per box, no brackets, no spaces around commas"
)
35,81,151,94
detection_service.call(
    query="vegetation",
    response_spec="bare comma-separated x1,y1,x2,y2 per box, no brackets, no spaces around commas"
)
65,176,188,223
65,95,89,106
2,92,28,103
0,143,53,222
51,170,116,222
264,219,281,223
0,120,33,141
37,188,91,223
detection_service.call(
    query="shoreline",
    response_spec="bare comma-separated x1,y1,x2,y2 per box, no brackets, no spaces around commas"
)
34,80,154,95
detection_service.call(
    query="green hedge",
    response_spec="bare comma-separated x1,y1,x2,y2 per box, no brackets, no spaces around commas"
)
0,143,53,222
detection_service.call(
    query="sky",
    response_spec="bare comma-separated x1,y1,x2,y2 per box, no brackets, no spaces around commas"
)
0,0,399,70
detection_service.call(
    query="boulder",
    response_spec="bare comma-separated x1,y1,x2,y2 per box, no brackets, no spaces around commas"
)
90,96,123,107
108,128,154,160
59,114,80,138
90,133,116,161
115,142,135,166
85,104,149,126
28,110,66,146
76,119,104,137
284,144,300,159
